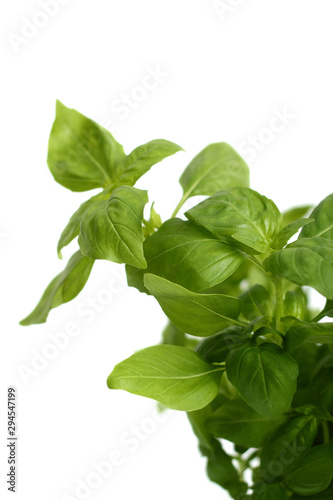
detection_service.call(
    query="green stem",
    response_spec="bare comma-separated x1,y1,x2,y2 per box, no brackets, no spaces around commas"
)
171,194,188,218
274,278,283,332
321,420,330,444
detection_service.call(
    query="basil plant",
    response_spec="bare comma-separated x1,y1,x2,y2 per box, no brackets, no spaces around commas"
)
21,101,333,499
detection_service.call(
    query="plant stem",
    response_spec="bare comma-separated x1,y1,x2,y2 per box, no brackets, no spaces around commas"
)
274,278,283,332
321,420,330,444
171,194,188,218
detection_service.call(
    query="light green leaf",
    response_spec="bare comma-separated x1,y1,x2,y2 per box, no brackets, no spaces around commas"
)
299,193,333,240
57,191,109,258
144,274,242,336
240,285,273,321
207,398,287,448
226,342,299,416
115,139,183,186
260,415,318,473
285,321,333,353
264,237,333,299
273,218,313,249
107,345,223,411
47,100,125,191
179,143,249,202
186,187,282,254
126,218,244,293
282,288,307,320
282,205,312,226
78,186,148,268
283,442,333,496
20,251,94,325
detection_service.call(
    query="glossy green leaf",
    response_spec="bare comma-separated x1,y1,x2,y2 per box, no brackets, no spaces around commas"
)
57,191,109,258
283,442,333,496
195,326,247,363
186,187,282,254
240,285,273,321
114,139,183,186
20,251,94,325
251,482,287,500
207,398,287,448
285,321,333,353
126,218,244,293
282,288,307,320
264,237,333,299
226,342,299,416
273,218,313,249
179,142,249,202
107,345,224,411
78,186,148,268
47,100,125,191
144,274,242,336
299,193,333,240
260,415,318,474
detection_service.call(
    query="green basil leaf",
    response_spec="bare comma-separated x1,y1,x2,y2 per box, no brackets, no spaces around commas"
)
312,367,333,409
205,445,248,497
226,342,299,416
195,326,247,363
20,251,94,326
252,482,288,500
161,322,198,350
273,218,314,249
283,442,333,496
179,143,249,201
299,193,333,240
187,406,247,497
144,274,242,336
260,415,318,474
186,187,282,254
142,202,162,237
291,484,333,499
126,218,244,293
57,190,109,258
107,345,223,411
47,101,125,191
285,321,333,353
282,288,307,320
207,398,287,448
78,186,148,268
264,237,333,299
115,139,183,186
240,285,273,321
282,205,312,226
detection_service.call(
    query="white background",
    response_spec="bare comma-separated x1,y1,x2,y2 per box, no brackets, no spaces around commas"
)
1,1,333,499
